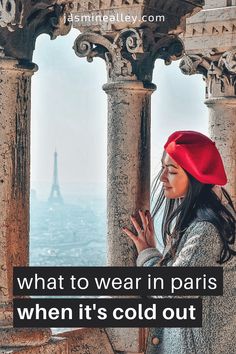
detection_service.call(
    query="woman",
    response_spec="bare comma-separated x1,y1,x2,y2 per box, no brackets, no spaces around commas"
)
123,131,236,354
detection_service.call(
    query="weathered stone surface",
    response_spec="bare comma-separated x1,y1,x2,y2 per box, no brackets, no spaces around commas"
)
0,1,72,60
204,0,229,8
183,6,236,53
207,98,236,204
0,337,68,354
0,56,53,351
181,1,236,205
0,2,74,350
74,29,184,83
0,304,13,327
0,328,51,347
0,59,36,325
72,0,205,83
180,51,236,98
181,0,236,98
103,81,155,266
58,328,115,354
71,0,204,33
103,81,153,352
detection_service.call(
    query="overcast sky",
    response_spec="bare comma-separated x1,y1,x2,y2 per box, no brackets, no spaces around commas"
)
31,29,208,200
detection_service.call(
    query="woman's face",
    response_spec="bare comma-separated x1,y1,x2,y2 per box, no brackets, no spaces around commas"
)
160,153,189,199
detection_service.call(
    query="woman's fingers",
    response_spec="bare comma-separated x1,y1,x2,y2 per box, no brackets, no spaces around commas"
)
123,210,156,252
122,227,141,250
139,210,147,229
145,210,156,248
130,215,142,234
146,210,154,233
122,227,137,241
122,227,149,254
129,210,153,238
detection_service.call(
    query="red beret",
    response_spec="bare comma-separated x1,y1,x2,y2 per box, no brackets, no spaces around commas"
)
164,131,227,185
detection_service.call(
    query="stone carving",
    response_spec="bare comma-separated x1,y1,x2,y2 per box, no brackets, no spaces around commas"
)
0,46,5,57
71,0,204,35
183,3,236,56
0,1,73,60
179,54,209,76
74,0,143,11
219,50,236,74
74,0,204,15
180,51,236,97
49,2,74,39
73,0,204,12
186,22,236,37
0,0,19,30
74,29,184,81
74,29,138,80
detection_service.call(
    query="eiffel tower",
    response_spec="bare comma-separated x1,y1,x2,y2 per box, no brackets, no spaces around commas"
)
48,150,63,204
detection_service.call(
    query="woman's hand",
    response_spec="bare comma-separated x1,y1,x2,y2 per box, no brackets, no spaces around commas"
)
122,210,156,254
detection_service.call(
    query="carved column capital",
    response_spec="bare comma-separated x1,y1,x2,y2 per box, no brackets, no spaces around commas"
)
0,0,73,61
74,28,184,82
180,51,236,98
72,0,204,82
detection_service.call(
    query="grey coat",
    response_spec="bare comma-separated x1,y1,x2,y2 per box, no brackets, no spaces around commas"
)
137,219,236,354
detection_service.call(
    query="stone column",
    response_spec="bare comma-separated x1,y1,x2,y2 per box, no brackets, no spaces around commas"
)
180,1,236,206
0,0,72,350
104,81,155,266
0,55,54,349
205,51,236,204
180,51,236,206
207,98,236,204
0,58,35,326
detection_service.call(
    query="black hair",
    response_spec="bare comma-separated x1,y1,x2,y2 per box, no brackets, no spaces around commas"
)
151,164,236,265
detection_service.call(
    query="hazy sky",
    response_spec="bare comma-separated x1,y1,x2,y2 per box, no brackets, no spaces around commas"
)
31,29,208,200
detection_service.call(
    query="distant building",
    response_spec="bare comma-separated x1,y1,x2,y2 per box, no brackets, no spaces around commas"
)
48,150,63,204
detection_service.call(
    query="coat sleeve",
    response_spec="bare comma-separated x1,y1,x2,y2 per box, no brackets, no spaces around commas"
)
136,247,163,267
136,221,221,268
